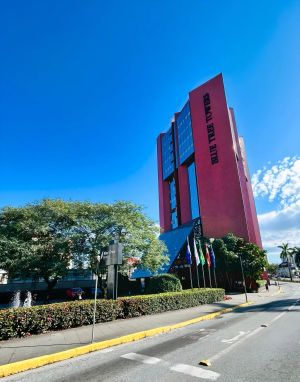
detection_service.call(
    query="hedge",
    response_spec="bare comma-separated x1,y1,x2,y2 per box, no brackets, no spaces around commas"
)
145,274,182,294
0,288,224,341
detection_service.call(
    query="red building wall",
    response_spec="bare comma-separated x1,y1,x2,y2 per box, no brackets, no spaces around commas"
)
189,74,250,242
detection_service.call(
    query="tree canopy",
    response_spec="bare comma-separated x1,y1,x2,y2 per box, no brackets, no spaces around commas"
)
200,233,268,289
0,199,168,289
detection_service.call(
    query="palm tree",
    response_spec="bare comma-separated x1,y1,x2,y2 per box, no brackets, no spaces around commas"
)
278,243,293,281
278,243,292,261
291,247,300,267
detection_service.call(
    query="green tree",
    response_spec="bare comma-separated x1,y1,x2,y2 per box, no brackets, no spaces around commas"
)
0,199,168,291
278,242,294,281
204,233,267,290
278,243,292,261
237,242,268,281
0,199,75,290
266,263,279,275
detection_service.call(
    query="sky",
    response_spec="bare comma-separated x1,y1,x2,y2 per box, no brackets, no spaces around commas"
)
0,1,299,263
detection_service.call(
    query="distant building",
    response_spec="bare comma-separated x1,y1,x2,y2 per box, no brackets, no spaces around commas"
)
133,74,262,281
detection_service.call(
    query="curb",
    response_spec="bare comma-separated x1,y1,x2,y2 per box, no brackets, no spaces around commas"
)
0,301,253,378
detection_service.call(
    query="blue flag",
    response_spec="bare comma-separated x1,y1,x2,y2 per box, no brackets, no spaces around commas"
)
186,237,192,265
209,245,216,268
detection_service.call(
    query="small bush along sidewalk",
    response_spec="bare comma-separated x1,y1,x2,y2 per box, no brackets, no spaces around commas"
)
0,288,224,341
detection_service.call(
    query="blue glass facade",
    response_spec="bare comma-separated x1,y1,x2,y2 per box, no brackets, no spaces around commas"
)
177,102,194,165
187,162,200,220
169,178,178,229
161,127,175,180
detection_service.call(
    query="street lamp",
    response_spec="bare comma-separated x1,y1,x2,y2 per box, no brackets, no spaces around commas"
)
91,253,101,343
209,238,217,287
238,253,248,303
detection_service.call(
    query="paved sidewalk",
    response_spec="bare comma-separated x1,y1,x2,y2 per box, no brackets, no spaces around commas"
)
0,285,281,366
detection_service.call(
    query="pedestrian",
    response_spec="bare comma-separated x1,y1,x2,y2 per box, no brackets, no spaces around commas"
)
265,282,269,292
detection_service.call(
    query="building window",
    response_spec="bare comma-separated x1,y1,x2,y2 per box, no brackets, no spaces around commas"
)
162,127,175,180
187,162,200,220
169,178,178,229
177,102,194,165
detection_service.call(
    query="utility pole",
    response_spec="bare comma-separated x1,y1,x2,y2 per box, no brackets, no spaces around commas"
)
239,254,248,303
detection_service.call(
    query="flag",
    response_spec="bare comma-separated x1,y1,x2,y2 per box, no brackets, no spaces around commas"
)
193,238,200,266
205,244,211,267
197,242,206,266
209,245,216,268
186,237,192,265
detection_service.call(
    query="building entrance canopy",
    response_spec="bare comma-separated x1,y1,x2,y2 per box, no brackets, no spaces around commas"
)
131,222,194,279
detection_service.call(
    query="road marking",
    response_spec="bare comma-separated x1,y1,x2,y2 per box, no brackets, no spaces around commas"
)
170,363,220,380
209,298,300,364
221,331,247,344
210,326,264,363
121,353,161,364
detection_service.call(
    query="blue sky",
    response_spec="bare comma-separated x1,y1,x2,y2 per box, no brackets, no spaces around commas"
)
0,1,299,262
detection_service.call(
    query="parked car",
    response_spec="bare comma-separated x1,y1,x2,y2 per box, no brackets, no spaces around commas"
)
66,287,84,300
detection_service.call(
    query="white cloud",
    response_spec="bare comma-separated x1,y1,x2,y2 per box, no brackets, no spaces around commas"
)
252,156,300,207
252,157,300,263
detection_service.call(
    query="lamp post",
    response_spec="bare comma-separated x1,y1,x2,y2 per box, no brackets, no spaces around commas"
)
238,253,248,303
91,253,101,343
210,238,217,287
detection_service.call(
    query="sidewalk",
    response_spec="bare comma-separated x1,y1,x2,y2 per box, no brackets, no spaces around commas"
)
0,286,280,366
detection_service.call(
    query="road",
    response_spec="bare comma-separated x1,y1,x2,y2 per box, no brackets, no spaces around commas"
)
3,282,300,382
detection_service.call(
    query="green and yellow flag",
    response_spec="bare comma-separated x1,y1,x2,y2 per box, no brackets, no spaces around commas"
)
197,242,206,266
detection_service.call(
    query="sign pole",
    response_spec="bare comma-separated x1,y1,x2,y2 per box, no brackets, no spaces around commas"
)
115,265,118,300
91,255,100,343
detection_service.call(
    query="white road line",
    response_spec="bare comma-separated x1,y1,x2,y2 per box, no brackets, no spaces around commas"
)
170,363,220,380
210,298,300,363
210,326,264,362
221,331,247,344
121,352,161,364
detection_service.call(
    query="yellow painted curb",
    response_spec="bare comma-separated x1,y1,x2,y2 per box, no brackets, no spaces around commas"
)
0,301,253,378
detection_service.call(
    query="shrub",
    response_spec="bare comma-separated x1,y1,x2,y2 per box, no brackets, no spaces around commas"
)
0,288,224,341
145,274,182,294
121,288,224,317
0,299,122,341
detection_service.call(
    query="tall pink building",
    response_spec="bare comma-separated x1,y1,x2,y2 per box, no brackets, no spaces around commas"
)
157,74,262,247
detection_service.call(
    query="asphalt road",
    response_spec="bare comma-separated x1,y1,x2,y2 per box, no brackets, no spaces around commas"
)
3,282,300,382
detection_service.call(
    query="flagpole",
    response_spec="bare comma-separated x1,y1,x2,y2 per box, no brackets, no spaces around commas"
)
213,268,217,287
201,263,206,288
195,262,200,288
208,266,212,288
186,237,193,289
189,265,193,289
